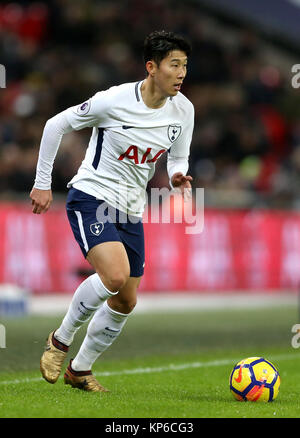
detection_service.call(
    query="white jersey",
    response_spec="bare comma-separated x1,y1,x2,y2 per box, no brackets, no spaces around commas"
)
64,81,194,216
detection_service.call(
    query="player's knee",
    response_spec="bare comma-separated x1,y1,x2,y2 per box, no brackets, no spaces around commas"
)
106,271,129,293
109,295,137,314
123,296,137,313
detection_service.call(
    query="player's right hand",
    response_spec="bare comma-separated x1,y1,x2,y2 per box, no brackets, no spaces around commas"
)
30,187,53,214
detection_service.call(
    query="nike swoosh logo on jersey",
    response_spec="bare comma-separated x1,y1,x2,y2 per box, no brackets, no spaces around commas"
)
122,125,134,130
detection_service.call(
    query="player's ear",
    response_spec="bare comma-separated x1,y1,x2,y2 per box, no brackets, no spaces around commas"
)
146,60,157,77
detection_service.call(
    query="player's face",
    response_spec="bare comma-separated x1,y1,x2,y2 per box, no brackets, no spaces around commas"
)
154,50,188,97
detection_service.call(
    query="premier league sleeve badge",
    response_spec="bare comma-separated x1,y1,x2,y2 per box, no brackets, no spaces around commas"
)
76,99,91,115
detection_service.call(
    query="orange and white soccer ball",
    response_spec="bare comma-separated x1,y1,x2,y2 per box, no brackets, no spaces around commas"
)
229,357,280,402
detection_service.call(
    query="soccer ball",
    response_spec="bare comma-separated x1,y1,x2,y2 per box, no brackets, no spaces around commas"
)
229,357,280,402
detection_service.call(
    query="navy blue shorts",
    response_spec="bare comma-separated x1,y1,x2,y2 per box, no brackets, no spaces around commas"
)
66,187,145,277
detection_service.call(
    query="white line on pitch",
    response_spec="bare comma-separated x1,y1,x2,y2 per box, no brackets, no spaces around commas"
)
0,353,298,386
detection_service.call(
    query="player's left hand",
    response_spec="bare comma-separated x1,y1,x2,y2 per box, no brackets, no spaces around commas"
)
171,172,193,201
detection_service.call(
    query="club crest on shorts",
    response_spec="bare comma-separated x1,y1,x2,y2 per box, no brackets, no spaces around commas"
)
90,222,104,236
168,124,182,143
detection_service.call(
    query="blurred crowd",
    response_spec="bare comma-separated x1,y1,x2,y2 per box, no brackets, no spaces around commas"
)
1,0,300,208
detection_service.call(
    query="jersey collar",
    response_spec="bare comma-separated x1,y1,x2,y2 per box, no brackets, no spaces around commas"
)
135,81,173,107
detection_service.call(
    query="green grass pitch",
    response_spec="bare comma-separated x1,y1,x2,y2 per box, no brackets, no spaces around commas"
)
0,303,300,418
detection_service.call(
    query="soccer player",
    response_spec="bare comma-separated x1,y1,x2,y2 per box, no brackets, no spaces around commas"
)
30,30,194,392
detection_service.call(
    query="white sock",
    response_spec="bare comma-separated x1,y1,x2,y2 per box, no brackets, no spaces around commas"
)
71,301,129,371
55,274,118,346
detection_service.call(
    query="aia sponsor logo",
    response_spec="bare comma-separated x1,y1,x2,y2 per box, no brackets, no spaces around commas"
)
118,145,166,165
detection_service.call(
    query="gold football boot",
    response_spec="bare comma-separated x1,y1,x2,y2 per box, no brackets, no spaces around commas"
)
64,360,109,392
40,331,69,384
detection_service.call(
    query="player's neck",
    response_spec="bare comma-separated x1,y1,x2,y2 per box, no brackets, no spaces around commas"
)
140,78,168,109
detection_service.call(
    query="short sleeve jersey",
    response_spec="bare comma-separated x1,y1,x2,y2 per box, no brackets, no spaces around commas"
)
65,81,194,216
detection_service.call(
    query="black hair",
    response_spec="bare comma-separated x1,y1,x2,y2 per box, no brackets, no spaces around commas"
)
143,30,191,67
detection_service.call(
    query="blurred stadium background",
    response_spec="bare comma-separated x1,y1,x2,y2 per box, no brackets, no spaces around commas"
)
1,0,300,316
